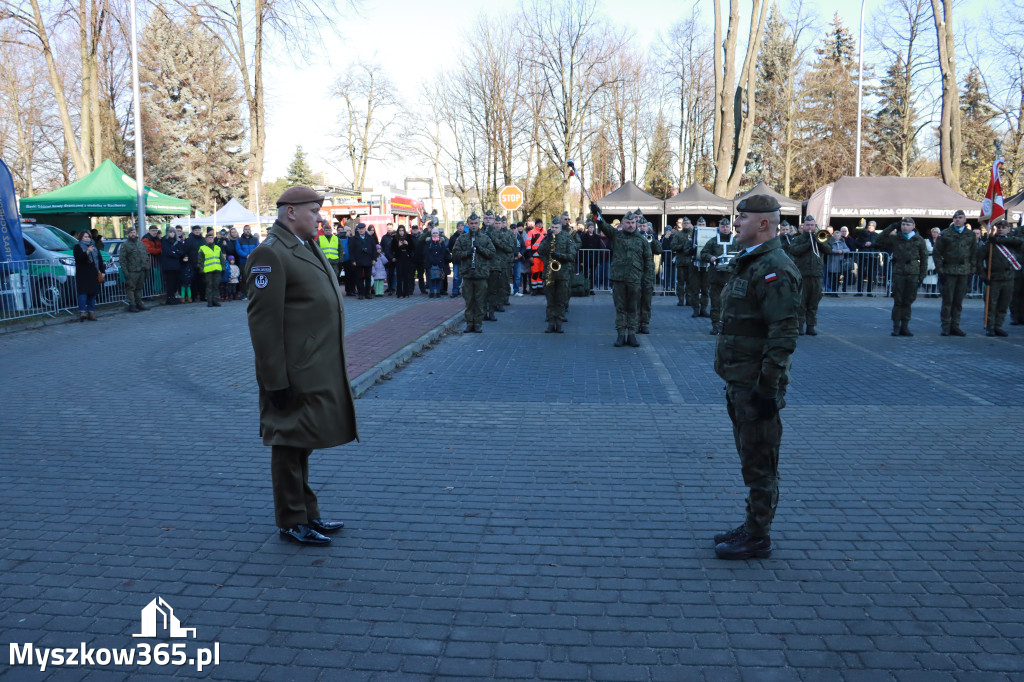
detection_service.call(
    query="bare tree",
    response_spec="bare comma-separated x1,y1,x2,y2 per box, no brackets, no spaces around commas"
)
332,60,401,190
930,0,961,190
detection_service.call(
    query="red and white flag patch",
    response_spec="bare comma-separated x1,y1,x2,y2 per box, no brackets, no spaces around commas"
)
764,272,778,282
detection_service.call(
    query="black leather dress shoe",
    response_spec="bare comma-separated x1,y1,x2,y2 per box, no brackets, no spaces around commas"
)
715,531,771,559
308,518,344,534
279,525,331,545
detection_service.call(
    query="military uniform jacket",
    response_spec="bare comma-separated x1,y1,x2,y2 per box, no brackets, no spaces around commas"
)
451,230,495,279
714,237,801,398
933,226,977,275
245,222,359,449
701,235,741,283
538,231,578,282
877,225,928,279
976,235,1024,281
490,227,515,267
786,231,832,277
669,228,694,257
596,219,652,285
120,237,150,274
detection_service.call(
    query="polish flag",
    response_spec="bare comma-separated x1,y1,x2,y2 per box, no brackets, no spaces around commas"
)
980,157,1005,223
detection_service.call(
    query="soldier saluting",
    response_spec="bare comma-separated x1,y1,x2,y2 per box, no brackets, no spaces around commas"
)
451,213,495,333
592,204,652,347
713,194,801,560
877,218,928,336
245,186,357,546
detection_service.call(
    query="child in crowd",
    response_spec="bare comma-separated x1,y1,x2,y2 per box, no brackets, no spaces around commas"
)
372,245,388,296
227,255,240,300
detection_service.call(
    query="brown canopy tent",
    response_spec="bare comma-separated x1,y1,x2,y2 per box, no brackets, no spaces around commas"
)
805,176,984,230
1000,189,1024,223
664,183,732,224
734,181,801,218
595,181,667,231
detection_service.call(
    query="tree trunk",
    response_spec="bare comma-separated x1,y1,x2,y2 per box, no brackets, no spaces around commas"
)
931,0,960,191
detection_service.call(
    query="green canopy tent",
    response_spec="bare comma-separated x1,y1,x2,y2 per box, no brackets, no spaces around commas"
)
20,159,190,233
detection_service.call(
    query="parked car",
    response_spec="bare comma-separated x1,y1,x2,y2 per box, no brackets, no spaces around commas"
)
20,224,118,308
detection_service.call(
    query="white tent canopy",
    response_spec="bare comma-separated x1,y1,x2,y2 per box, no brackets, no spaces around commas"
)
171,198,265,228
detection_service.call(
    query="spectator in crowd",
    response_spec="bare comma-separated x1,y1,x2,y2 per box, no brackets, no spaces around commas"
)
142,224,163,292
923,227,940,296
317,221,342,282
184,225,206,302
392,225,416,298
89,228,104,251
198,232,224,307
226,255,240,300
512,222,527,297
350,223,377,299
424,227,451,298
120,225,151,312
371,245,388,296
411,223,428,294
160,227,184,305
826,226,854,294
342,224,357,296
236,224,259,273
73,230,105,321
853,219,881,296
381,224,396,295
448,221,465,297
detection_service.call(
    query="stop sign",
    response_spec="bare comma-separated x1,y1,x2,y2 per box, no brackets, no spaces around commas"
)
498,185,524,211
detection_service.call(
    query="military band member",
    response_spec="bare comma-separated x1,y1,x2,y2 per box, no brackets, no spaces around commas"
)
245,186,357,546
933,209,978,336
877,218,928,336
538,218,577,333
786,214,832,335
713,194,801,560
593,205,651,347
638,219,661,334
701,218,741,335
689,217,711,318
486,213,513,314
670,218,694,306
451,213,495,333
977,219,1023,336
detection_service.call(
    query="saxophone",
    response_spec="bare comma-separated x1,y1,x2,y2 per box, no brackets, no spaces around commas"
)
547,231,561,288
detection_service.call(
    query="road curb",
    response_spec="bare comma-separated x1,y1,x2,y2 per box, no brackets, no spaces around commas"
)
350,309,464,397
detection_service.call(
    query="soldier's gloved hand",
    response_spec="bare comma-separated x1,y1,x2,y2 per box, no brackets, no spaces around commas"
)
980,277,991,286
589,202,601,218
269,387,293,410
749,389,778,420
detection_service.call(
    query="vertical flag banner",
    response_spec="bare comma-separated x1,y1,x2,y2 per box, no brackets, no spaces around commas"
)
980,157,1005,224
0,158,27,267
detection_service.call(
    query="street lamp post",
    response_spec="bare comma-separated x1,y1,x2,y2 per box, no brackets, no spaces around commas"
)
129,0,145,227
855,0,866,177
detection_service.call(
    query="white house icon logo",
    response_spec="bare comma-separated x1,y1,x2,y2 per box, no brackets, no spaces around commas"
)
132,597,197,638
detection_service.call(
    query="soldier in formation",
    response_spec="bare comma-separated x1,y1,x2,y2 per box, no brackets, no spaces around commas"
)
538,216,577,333
876,218,927,337
592,205,652,347
670,218,694,307
638,218,661,334
785,214,832,335
689,217,712,318
713,194,801,560
120,225,151,313
933,209,977,336
483,210,512,318
977,218,1023,337
700,218,741,335
451,213,494,333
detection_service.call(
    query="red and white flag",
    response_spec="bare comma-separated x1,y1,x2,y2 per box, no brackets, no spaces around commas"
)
980,157,1005,223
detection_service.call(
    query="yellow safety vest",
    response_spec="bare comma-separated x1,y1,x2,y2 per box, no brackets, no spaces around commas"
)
199,244,222,273
318,235,339,260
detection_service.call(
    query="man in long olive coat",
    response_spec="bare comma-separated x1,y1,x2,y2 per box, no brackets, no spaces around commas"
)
246,185,359,546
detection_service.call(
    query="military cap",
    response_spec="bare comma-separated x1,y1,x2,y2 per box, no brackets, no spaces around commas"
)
550,218,560,226
719,217,730,226
696,217,706,225
276,185,324,206
624,210,635,220
635,208,644,216
993,218,1008,227
780,220,790,227
468,212,480,220
484,209,494,216
803,214,816,223
953,209,965,218
900,216,916,225
736,194,781,213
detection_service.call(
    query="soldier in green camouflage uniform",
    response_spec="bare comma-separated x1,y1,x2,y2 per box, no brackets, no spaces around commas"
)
1011,221,1024,325
785,214,832,335
538,218,577,333
480,211,506,320
700,218,741,335
933,210,978,336
451,213,494,333
713,194,801,561
977,219,1023,336
499,216,514,306
120,226,151,312
877,218,928,336
670,218,694,306
593,206,651,347
689,217,711,317
486,214,513,312
638,219,661,334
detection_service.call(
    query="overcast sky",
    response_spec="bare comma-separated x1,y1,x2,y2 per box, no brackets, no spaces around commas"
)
259,0,987,188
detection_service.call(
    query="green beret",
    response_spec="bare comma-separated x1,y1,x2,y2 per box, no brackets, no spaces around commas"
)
736,194,781,213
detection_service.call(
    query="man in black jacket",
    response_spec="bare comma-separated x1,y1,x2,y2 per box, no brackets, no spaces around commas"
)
411,224,427,294
185,226,207,302
381,224,396,294
349,223,377,299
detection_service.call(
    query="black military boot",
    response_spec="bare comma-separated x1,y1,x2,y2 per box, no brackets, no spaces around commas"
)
699,308,710,318
614,332,626,347
986,327,996,337
472,324,483,333
714,531,772,560
485,312,497,322
627,332,640,347
638,324,649,334
495,305,505,313
798,325,806,335
950,327,966,336
554,321,564,334
995,328,1009,337
545,322,556,333
127,305,138,313
464,324,474,333
691,309,700,318
713,525,746,546
710,326,720,335
805,325,817,336
899,321,913,337
891,323,900,337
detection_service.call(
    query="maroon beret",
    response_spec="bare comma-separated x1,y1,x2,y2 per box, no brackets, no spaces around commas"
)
276,186,324,207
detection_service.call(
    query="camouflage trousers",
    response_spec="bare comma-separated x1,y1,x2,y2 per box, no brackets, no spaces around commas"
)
124,271,145,308
689,267,709,312
798,276,822,327
462,277,488,325
985,278,1014,331
726,385,782,538
675,263,690,305
487,266,510,310
612,281,641,333
940,274,969,332
205,271,222,304
639,284,653,325
545,279,569,323
709,271,730,330
1011,270,1024,323
890,274,920,322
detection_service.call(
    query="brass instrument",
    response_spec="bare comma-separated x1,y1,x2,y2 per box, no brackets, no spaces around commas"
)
547,232,561,288
815,229,830,243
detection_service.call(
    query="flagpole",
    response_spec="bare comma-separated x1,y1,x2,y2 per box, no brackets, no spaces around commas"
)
855,0,866,177
129,0,145,229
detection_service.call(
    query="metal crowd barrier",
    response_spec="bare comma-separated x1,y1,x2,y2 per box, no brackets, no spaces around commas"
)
0,257,166,323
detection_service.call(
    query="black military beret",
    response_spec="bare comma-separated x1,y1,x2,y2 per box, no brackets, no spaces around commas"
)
276,186,325,207
901,216,916,225
953,209,965,218
736,194,782,213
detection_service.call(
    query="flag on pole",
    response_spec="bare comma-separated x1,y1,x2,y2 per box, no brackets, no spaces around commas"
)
0,158,28,268
980,157,1005,223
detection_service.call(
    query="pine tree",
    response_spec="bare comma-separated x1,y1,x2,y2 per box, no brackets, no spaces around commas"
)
139,8,247,210
286,145,315,187
642,114,674,199
867,54,920,177
958,67,999,198
748,10,794,190
790,14,859,198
